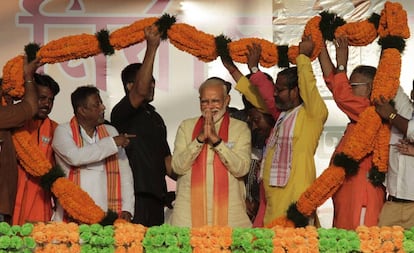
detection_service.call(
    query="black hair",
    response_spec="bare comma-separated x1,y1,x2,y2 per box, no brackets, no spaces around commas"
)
121,63,142,94
241,95,254,111
71,85,100,115
34,73,60,96
263,112,276,128
224,81,232,94
351,65,377,81
278,67,298,90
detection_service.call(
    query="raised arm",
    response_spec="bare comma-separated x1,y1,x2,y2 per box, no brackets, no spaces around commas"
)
318,41,335,78
129,25,161,108
220,54,243,83
297,36,328,120
246,43,280,119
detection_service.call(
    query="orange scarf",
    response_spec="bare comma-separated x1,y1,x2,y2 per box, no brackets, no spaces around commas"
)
191,113,229,227
68,117,122,214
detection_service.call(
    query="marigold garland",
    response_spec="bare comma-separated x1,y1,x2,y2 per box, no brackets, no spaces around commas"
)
37,34,101,64
378,2,410,39
1,1,409,226
228,38,278,67
1,55,24,99
167,23,217,62
51,177,105,224
268,1,409,228
371,48,402,101
12,129,52,177
296,165,346,217
340,106,382,160
109,17,158,50
302,15,324,61
335,19,378,46
372,124,391,173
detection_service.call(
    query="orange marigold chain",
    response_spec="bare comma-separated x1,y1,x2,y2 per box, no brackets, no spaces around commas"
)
12,129,52,177
37,34,101,64
302,15,324,61
228,38,278,67
287,16,323,65
109,17,158,50
51,177,106,224
296,165,345,217
167,23,217,62
335,19,378,46
371,48,402,101
372,124,391,172
287,46,299,65
2,55,25,99
341,106,382,160
378,2,410,38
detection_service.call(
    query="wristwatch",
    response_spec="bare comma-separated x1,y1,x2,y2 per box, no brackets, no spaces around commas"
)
251,66,259,73
337,65,345,72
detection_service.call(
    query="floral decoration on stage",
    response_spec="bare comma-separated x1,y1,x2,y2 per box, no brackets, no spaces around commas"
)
0,1,409,226
1,221,414,252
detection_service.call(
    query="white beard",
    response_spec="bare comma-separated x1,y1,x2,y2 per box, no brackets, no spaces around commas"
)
212,107,226,123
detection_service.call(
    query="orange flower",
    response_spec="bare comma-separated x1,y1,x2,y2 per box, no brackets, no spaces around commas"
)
12,129,52,177
341,106,381,160
228,38,278,67
265,216,295,228
37,34,101,64
371,48,401,102
1,55,25,99
378,2,410,39
167,23,217,62
372,124,391,172
113,220,146,252
335,19,378,46
191,226,232,251
51,177,105,224
109,17,158,50
302,15,323,61
296,165,345,216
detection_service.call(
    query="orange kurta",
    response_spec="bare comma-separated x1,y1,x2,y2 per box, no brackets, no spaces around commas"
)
325,72,385,230
12,118,57,225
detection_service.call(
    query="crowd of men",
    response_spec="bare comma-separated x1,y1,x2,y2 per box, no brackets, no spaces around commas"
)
1,24,413,230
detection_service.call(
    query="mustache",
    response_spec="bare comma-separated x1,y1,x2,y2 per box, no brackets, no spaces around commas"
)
202,109,219,117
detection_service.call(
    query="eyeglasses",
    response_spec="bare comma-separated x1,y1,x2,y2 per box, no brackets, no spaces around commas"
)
350,82,369,86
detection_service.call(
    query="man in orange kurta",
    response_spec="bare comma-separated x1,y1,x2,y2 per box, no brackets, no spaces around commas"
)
12,73,60,225
318,37,385,229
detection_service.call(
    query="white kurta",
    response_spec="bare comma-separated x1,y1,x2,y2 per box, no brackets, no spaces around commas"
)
387,87,414,200
51,122,134,221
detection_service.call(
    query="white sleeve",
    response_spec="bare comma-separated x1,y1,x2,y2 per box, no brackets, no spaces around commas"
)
52,123,118,167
